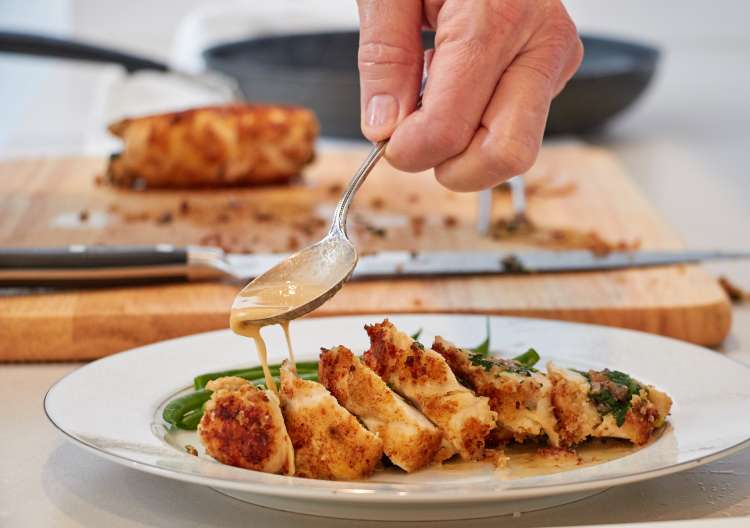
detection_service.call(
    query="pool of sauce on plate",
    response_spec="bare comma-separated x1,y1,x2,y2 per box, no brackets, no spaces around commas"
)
229,281,327,393
438,439,637,479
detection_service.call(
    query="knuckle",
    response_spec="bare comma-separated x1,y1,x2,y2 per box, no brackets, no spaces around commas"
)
358,40,419,70
423,113,474,158
482,135,537,177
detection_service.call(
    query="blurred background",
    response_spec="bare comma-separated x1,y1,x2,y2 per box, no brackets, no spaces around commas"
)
1,0,749,283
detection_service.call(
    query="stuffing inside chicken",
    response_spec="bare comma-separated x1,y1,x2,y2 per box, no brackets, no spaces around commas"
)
198,376,294,474
279,360,383,480
548,363,672,446
319,345,443,472
363,320,497,461
107,104,318,188
432,337,559,447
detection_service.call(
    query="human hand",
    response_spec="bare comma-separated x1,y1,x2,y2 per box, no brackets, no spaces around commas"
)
357,0,583,191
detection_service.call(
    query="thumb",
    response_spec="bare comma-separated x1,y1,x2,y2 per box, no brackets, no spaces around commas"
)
357,0,423,141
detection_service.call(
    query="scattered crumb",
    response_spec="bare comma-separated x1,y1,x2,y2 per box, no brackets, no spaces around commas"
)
365,224,387,238
156,211,174,225
370,196,385,210
178,199,190,215
409,250,419,259
93,174,105,186
483,448,509,468
107,204,119,213
123,211,149,222
287,235,300,251
442,215,458,228
199,232,222,247
500,254,528,273
327,183,344,196
412,298,423,307
253,211,274,223
216,212,231,224
719,275,750,303
410,215,425,237
185,444,198,456
407,193,419,204
78,209,89,222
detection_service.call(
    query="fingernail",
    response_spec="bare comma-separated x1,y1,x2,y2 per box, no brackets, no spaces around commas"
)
366,94,398,129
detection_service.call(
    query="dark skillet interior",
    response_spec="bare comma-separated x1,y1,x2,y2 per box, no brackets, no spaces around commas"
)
205,33,659,139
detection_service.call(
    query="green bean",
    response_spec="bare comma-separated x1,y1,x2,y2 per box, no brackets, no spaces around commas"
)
179,408,204,430
193,361,319,390
513,348,540,368
162,389,212,427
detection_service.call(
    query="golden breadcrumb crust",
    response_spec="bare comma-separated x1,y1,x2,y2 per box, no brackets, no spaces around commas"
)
432,337,560,447
198,377,293,474
279,362,383,480
363,320,497,462
107,104,318,188
319,345,443,472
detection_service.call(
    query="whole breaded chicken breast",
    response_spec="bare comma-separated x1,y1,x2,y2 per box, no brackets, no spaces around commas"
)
319,345,443,472
106,104,318,188
198,376,294,474
363,320,497,462
433,337,559,447
279,361,383,480
548,363,672,446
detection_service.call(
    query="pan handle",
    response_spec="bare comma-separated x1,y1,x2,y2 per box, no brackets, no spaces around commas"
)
0,30,169,73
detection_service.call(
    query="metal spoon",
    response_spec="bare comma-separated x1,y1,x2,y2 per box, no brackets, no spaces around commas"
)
230,141,387,328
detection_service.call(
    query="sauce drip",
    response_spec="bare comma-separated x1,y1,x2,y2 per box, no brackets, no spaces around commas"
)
281,320,296,373
230,281,327,392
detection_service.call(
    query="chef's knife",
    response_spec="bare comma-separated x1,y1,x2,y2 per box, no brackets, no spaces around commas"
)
0,245,748,287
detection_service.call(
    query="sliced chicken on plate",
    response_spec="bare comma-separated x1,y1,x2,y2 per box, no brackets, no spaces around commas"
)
363,320,497,461
319,345,443,472
198,376,294,474
548,363,672,446
279,361,383,480
433,337,560,447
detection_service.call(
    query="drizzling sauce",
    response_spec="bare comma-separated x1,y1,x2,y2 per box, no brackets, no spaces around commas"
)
230,281,328,392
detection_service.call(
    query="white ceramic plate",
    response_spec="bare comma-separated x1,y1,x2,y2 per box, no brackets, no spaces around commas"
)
45,315,750,521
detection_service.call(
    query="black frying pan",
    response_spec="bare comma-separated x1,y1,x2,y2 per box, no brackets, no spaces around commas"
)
0,30,659,139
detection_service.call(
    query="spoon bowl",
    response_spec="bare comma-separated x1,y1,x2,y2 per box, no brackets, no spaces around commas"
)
230,141,386,330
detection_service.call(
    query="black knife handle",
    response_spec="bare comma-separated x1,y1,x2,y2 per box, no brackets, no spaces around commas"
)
0,31,170,73
0,245,188,269
0,245,195,287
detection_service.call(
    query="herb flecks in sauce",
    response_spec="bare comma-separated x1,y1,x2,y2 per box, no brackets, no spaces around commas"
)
468,352,537,377
579,369,642,426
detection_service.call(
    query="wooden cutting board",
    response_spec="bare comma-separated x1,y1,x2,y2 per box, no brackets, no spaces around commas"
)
0,144,731,361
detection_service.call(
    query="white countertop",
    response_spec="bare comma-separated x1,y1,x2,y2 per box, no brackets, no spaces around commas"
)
2,1,750,526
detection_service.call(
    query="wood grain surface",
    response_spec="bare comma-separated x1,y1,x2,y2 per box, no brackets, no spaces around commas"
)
0,144,731,361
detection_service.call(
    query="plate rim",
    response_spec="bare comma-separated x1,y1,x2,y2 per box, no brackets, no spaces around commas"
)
44,313,750,504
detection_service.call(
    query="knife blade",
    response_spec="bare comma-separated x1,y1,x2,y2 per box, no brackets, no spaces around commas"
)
0,245,748,287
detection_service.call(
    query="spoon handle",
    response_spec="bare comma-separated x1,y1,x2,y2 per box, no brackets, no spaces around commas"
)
330,140,387,236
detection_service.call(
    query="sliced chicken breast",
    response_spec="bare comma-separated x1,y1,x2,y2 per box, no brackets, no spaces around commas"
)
199,376,294,475
432,337,559,447
548,362,672,446
363,320,497,461
319,345,443,472
279,361,383,480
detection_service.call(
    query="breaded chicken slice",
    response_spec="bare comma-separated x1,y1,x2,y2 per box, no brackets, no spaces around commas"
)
363,320,497,462
548,363,672,446
319,345,443,472
279,361,383,480
198,376,293,475
432,337,559,447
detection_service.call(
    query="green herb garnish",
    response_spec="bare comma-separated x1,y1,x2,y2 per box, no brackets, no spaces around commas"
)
410,328,423,341
512,348,540,368
583,369,642,426
470,318,491,356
